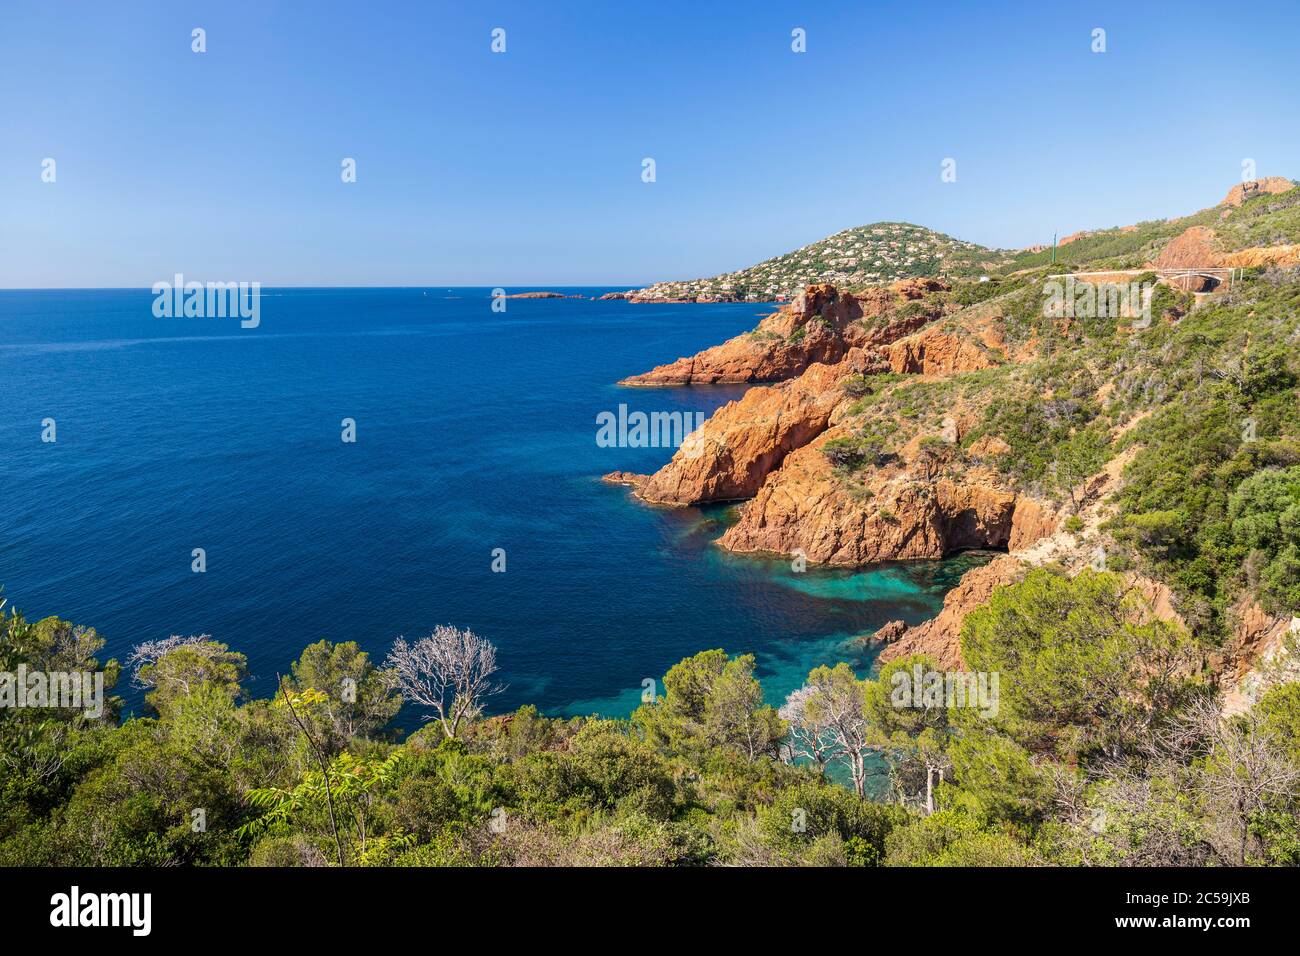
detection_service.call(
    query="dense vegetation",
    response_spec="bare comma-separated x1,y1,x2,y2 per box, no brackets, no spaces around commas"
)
2,567,1297,866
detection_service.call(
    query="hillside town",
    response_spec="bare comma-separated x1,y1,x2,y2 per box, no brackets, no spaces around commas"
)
619,222,1016,302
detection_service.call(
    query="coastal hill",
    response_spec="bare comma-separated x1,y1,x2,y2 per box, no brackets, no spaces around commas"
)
617,222,1016,303
615,176,1300,304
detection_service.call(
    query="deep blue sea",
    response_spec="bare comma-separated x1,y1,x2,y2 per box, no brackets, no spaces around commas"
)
0,288,985,726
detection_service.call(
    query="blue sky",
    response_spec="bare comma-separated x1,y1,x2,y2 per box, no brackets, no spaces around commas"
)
2,0,1297,287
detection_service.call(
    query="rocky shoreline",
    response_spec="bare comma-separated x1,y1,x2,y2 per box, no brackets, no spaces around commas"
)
604,281,1046,552
603,264,1293,699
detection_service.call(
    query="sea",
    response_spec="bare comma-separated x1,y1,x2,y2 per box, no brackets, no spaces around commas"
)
0,287,989,727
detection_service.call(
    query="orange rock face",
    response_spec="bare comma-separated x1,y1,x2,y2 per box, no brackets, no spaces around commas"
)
1221,177,1295,207
619,282,941,387
1220,244,1300,269
1008,498,1057,551
1152,225,1222,270
1215,600,1294,715
1220,600,1291,683
619,295,857,386
601,471,647,490
1123,573,1182,627
886,326,998,376
877,555,1026,669
1059,224,1139,247
861,619,908,647
632,353,865,505
887,277,949,300
715,427,1020,565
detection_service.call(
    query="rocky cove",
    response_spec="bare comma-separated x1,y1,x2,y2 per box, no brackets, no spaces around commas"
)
602,281,1061,662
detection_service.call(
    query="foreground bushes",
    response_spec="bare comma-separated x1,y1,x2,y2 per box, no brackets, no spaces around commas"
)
2,565,1297,867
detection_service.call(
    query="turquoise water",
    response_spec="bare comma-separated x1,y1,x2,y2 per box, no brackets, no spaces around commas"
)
0,288,986,727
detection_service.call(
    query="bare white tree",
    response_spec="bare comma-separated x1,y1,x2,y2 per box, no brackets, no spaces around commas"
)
779,685,835,768
780,666,876,795
126,633,212,689
384,625,502,739
1190,704,1300,866
1091,695,1300,866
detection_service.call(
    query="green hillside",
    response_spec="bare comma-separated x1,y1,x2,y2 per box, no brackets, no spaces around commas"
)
1005,180,1300,273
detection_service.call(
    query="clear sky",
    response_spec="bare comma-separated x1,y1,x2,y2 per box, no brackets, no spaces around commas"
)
2,0,1298,287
